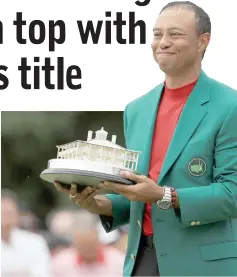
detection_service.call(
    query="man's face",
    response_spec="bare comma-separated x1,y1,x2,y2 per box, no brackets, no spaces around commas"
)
152,8,203,75
1,198,20,232
73,230,99,262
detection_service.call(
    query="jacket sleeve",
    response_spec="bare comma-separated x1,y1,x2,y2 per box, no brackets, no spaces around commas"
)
99,105,131,232
175,103,237,227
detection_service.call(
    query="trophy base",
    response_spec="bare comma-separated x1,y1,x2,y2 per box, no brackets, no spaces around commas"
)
40,168,135,193
40,159,139,193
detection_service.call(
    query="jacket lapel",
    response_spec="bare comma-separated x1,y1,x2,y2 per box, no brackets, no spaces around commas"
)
136,84,164,176
158,70,211,184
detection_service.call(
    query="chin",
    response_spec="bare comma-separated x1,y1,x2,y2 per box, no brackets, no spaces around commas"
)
158,63,173,74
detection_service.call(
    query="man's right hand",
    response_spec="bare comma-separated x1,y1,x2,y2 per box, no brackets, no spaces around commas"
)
54,182,113,216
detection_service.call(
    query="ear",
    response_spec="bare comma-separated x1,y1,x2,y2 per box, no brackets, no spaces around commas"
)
198,32,211,54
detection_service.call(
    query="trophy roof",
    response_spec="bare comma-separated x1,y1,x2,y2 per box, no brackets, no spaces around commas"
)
56,127,140,154
86,138,125,149
95,127,108,134
57,139,140,153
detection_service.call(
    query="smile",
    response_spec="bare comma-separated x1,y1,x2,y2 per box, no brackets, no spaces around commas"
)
157,53,174,55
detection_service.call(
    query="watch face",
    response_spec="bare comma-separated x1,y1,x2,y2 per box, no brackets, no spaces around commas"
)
158,200,172,210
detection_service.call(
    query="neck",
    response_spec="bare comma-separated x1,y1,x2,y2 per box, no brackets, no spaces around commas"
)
165,64,201,89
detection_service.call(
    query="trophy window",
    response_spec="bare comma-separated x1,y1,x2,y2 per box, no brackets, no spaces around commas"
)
113,149,125,167
124,151,138,170
88,145,102,161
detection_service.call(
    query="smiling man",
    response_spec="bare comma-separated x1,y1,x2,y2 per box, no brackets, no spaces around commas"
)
54,1,237,276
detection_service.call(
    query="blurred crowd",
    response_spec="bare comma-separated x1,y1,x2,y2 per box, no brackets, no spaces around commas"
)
1,189,128,277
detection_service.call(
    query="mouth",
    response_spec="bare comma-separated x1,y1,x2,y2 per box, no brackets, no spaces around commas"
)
157,53,175,55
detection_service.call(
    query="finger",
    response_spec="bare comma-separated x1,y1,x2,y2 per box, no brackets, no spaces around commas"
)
75,188,99,207
54,181,70,194
78,188,99,204
120,171,145,183
101,181,130,193
79,186,95,197
79,186,97,201
88,188,100,199
69,186,96,204
70,183,78,197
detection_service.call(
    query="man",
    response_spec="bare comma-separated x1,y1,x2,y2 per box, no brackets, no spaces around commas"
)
54,1,237,276
51,210,125,277
1,189,52,277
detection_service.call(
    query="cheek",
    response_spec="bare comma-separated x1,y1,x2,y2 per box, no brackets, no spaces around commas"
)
151,40,158,52
176,40,197,56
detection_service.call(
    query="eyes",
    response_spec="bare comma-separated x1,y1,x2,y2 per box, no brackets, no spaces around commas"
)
154,32,183,39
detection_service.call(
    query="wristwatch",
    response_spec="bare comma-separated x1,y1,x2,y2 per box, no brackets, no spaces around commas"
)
156,186,172,209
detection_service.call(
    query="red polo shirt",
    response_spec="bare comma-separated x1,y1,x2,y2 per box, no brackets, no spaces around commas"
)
76,246,105,264
143,79,197,236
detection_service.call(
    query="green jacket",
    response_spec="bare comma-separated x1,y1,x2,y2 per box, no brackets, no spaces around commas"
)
100,70,237,276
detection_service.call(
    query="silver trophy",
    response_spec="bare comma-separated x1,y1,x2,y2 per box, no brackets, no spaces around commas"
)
40,127,141,192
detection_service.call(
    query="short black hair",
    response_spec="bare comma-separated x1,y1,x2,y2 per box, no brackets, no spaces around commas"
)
160,1,211,58
160,1,211,35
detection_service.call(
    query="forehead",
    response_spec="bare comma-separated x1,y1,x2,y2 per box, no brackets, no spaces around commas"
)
154,8,196,32
75,229,97,238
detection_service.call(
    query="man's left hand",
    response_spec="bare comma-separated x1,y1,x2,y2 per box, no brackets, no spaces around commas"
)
99,170,164,203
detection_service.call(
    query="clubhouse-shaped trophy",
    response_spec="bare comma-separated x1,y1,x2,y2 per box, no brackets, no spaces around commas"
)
40,127,141,192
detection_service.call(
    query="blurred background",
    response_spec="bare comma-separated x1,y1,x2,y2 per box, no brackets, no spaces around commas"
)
1,111,129,277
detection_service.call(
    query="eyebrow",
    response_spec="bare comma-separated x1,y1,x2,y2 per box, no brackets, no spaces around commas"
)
153,27,186,32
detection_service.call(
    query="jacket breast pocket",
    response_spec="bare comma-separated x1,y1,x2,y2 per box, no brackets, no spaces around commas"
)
175,140,214,183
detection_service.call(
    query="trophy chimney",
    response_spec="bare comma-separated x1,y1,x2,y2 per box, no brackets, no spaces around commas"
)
112,135,117,144
87,130,93,141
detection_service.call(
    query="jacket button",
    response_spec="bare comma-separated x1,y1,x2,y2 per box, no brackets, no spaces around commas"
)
137,220,141,227
196,221,200,225
190,221,196,226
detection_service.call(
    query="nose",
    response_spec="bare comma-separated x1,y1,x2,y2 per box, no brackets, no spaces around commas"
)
159,35,172,49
